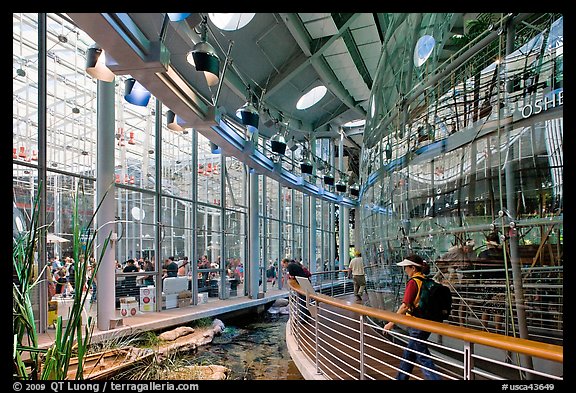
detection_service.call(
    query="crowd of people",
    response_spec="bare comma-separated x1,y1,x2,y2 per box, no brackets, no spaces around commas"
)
47,255,98,303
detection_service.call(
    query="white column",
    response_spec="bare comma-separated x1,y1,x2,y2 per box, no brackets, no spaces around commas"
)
96,79,117,331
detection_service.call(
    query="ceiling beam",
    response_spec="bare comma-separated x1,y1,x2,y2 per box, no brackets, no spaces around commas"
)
276,13,366,119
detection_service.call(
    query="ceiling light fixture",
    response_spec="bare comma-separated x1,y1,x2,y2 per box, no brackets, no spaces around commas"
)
286,136,298,152
349,182,360,197
187,16,220,87
323,167,335,186
168,13,203,29
335,174,348,193
167,13,191,22
167,110,185,131
210,142,221,154
124,77,151,107
270,131,287,156
236,87,259,133
300,148,314,175
85,44,115,82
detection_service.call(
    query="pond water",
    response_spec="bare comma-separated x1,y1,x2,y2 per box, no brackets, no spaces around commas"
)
192,311,304,380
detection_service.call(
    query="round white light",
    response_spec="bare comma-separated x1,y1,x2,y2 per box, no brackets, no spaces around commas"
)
208,13,255,31
296,85,327,110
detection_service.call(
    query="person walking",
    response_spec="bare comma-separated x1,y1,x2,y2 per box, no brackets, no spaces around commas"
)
383,254,441,380
348,250,366,301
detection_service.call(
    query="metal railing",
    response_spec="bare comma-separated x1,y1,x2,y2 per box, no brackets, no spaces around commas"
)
287,271,563,381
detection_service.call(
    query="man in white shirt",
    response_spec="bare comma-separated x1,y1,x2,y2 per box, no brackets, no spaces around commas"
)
348,250,366,301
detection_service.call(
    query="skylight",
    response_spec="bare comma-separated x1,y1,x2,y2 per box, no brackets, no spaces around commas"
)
208,13,255,31
296,85,327,110
343,119,366,128
414,35,435,67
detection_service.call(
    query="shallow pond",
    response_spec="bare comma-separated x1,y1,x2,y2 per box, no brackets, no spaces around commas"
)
192,311,303,380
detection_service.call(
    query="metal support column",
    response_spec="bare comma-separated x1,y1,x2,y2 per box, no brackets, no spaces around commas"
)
96,78,117,331
248,168,260,298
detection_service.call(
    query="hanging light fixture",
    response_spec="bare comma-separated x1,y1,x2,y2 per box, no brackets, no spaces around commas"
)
167,110,186,131
349,182,360,197
300,148,314,175
286,136,298,152
187,16,220,87
323,167,335,186
210,141,221,154
270,132,287,155
85,44,115,82
271,118,289,155
335,173,348,192
167,13,191,22
124,77,151,107
236,87,259,132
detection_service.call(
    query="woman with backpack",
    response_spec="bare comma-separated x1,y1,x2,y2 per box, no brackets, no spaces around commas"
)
383,254,441,380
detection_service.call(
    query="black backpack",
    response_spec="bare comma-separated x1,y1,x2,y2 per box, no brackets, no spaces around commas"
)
410,276,452,322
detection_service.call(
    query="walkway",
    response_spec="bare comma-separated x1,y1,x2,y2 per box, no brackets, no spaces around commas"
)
38,287,289,349
287,292,428,380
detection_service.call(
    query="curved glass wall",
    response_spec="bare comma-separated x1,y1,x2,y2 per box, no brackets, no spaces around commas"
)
359,13,563,346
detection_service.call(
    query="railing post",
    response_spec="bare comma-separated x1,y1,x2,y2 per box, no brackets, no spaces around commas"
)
463,341,473,380
359,314,365,380
314,300,322,375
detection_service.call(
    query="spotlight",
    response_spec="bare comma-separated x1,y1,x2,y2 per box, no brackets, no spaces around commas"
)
167,110,185,131
187,17,220,87
286,136,298,152
349,182,360,197
323,168,335,186
335,177,347,193
210,142,221,154
124,77,151,107
236,101,259,132
167,13,191,22
300,150,313,174
270,132,287,155
85,45,115,82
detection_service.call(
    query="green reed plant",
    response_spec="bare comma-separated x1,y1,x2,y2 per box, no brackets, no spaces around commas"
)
13,180,113,380
13,182,44,379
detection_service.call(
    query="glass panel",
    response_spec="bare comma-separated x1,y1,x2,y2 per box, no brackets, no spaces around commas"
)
225,156,246,211
196,134,221,205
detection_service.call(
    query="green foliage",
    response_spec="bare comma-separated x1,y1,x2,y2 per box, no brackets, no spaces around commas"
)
134,330,161,348
13,183,44,379
13,180,113,380
113,351,180,380
86,331,140,354
192,317,213,329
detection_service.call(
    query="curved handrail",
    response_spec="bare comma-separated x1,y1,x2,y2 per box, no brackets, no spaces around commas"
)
288,278,563,364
